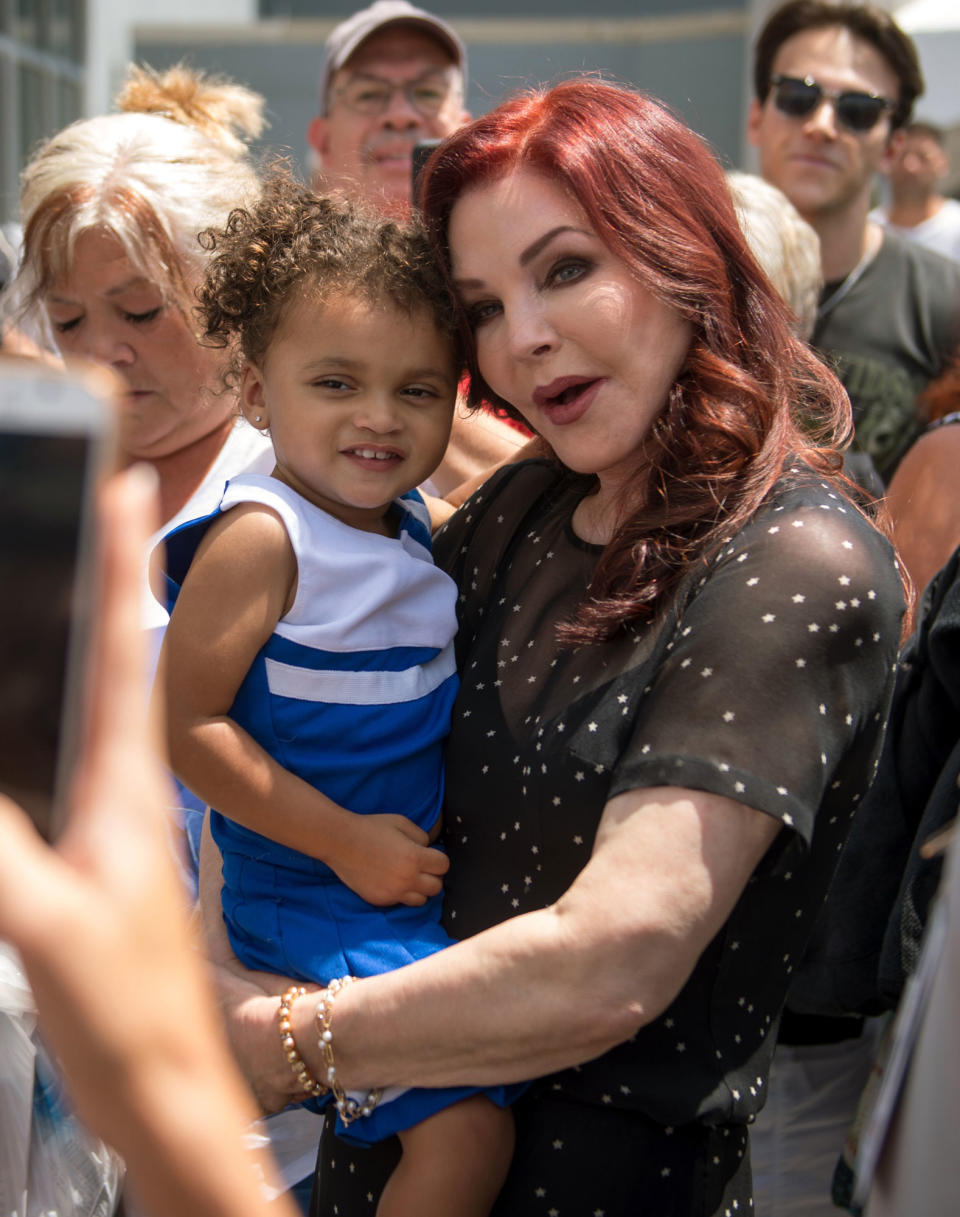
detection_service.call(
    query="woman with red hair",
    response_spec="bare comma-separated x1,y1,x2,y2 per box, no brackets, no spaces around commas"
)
213,80,905,1216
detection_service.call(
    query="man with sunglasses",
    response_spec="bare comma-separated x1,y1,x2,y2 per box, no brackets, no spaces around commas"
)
307,0,470,214
749,7,960,1212
749,0,960,487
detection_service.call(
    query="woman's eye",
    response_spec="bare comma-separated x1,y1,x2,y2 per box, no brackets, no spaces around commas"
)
315,377,351,391
124,307,161,324
547,259,588,286
467,300,502,327
402,385,437,401
52,317,81,334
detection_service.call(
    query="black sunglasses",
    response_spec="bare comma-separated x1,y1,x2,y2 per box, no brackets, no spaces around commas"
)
769,74,894,133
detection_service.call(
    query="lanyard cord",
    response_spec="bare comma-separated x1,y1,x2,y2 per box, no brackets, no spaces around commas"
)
816,242,879,323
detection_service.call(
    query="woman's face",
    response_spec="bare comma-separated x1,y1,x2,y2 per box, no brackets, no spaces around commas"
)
449,168,693,493
44,229,231,461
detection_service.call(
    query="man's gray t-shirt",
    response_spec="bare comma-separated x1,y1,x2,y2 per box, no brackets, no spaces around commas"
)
812,232,960,484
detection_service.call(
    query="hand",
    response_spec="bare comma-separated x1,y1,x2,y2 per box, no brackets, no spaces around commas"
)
0,466,213,1137
214,980,309,1115
0,464,287,1217
332,812,450,907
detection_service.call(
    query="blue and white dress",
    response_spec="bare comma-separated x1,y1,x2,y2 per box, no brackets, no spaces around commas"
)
162,474,521,1142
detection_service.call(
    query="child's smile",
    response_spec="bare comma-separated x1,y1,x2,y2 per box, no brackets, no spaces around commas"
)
240,290,458,533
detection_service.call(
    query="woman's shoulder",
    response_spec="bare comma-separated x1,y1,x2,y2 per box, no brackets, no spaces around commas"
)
701,467,903,619
925,410,960,433
747,467,893,554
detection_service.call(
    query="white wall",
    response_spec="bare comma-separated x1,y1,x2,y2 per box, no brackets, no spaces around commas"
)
85,0,256,118
896,1,960,126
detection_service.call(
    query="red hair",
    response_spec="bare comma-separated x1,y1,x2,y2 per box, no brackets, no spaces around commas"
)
419,78,856,642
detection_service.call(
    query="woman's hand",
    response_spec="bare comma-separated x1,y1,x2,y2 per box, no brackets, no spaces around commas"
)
0,462,293,1217
213,980,308,1114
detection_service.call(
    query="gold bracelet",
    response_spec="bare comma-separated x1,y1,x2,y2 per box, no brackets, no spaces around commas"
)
314,976,381,1125
278,985,326,1097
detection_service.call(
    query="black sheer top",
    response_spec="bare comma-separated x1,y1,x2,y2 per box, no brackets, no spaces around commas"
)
433,460,904,1126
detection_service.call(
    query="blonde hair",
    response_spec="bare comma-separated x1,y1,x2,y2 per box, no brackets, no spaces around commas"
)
16,64,264,331
726,171,822,340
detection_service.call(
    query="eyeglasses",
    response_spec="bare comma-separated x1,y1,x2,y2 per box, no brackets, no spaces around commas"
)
769,74,895,133
333,72,458,118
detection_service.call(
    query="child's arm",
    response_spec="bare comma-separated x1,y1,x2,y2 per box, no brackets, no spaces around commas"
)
158,504,448,908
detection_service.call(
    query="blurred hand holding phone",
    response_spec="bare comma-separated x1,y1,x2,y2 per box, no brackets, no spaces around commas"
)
412,139,443,202
0,360,116,840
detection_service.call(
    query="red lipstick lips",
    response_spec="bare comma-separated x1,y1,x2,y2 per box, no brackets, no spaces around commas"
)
532,376,603,426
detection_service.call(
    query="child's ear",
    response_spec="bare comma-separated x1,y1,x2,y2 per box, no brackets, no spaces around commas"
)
239,363,269,430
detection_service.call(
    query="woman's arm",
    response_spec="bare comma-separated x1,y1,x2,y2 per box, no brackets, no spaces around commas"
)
0,466,296,1217
427,402,529,499
886,425,960,603
221,491,898,1100
421,491,457,531
160,504,448,907
423,436,549,528
444,435,550,510
246,784,779,1090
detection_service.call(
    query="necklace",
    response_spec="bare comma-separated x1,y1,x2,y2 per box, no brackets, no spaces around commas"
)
816,234,880,323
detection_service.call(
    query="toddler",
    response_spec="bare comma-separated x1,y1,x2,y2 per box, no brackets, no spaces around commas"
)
157,177,518,1217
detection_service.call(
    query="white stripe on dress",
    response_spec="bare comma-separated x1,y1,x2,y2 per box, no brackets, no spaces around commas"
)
264,642,456,706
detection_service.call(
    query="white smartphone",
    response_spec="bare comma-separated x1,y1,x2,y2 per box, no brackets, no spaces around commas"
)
0,362,113,839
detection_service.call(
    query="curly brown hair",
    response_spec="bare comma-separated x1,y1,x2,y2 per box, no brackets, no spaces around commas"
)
196,172,464,388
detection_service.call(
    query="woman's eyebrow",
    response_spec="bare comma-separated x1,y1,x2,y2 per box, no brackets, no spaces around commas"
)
518,225,584,267
454,225,589,289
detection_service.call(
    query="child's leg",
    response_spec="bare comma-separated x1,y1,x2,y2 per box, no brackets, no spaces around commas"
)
376,1095,514,1217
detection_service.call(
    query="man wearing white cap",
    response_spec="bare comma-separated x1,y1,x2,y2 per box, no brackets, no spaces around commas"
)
304,2,528,494
307,1,470,212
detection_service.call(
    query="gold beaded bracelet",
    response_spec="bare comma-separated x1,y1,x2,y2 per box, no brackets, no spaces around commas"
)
278,985,327,1097
314,976,382,1125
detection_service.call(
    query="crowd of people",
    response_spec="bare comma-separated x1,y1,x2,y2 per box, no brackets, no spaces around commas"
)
2,3,959,1217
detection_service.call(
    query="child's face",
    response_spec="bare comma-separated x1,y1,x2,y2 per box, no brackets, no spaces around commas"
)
241,291,457,531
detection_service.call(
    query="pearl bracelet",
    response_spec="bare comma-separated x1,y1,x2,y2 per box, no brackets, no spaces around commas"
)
314,976,382,1125
278,985,326,1097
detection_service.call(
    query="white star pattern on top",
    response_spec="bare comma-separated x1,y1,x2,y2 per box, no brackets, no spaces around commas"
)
345,461,914,1217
